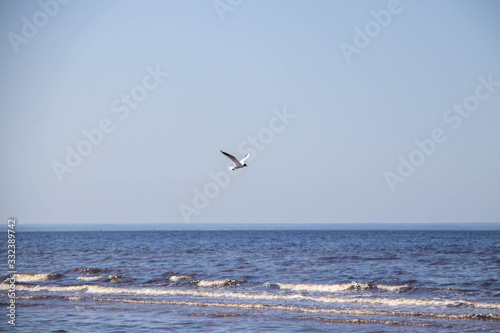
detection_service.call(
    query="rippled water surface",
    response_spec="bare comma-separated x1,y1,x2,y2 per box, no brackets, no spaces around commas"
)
1,230,499,332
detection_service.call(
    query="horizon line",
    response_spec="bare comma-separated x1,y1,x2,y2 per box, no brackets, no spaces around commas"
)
4,222,500,232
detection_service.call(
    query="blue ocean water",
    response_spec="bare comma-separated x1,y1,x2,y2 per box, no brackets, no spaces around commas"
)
1,230,499,332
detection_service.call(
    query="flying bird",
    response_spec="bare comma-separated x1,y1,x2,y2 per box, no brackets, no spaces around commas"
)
220,150,250,170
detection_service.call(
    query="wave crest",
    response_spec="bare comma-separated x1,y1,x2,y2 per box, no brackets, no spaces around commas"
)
77,276,106,281
4,283,498,310
275,282,410,293
8,273,59,283
197,280,245,288
276,281,374,293
170,275,193,282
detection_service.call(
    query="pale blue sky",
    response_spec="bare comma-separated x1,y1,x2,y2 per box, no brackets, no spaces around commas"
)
1,0,499,224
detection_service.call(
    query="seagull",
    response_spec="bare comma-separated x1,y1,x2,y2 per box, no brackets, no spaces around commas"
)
220,150,250,170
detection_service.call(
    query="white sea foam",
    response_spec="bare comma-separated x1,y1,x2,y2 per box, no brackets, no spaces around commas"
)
0,284,88,293
376,284,410,292
93,296,385,315
13,295,52,300
77,276,106,281
8,273,55,282
170,275,193,281
197,280,242,288
93,297,500,322
427,286,469,291
299,316,406,326
276,281,374,293
107,275,122,282
3,283,499,310
276,282,409,293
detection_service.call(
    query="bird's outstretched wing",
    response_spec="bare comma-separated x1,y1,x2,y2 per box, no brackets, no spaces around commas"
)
220,150,240,165
239,153,250,164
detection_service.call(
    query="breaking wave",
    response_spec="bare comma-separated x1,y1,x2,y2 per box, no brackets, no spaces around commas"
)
91,297,500,322
169,275,193,281
6,273,60,283
2,282,499,310
276,281,373,292
377,284,411,292
197,279,245,288
77,276,106,281
274,281,410,293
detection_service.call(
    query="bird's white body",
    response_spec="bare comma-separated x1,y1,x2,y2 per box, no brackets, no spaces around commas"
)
220,150,250,170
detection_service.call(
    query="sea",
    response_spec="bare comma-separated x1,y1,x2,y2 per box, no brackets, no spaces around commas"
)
1,230,499,332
